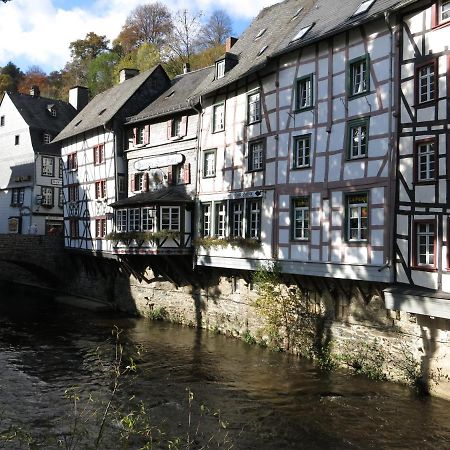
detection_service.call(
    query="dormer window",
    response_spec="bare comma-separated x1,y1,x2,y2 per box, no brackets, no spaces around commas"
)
47,104,56,117
43,132,52,144
216,60,225,79
352,0,376,16
258,45,268,56
255,28,266,40
292,7,303,19
290,23,314,43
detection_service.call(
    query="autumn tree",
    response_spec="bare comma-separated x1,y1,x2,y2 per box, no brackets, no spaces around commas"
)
1,61,23,91
197,9,232,49
87,51,121,96
115,2,173,54
18,66,48,95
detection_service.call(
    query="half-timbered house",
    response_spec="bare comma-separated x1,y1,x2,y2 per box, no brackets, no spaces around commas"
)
109,66,212,258
53,67,171,254
385,0,450,319
0,87,77,235
194,0,416,283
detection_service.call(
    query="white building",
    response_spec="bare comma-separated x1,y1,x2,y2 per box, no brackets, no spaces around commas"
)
0,87,77,235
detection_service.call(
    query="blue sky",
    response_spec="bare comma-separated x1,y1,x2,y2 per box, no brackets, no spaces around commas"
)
0,0,279,74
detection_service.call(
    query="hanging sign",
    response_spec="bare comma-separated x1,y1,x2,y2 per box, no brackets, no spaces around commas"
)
134,154,184,171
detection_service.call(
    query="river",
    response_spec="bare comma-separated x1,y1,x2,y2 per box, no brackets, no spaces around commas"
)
1,289,450,449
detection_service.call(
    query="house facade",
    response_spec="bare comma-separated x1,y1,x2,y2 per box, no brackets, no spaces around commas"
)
194,0,411,284
54,67,171,254
107,67,211,257
0,88,77,235
385,0,450,318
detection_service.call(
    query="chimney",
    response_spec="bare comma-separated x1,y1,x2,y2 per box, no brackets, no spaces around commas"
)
119,68,139,84
69,86,89,112
183,63,191,74
30,85,40,97
225,37,238,52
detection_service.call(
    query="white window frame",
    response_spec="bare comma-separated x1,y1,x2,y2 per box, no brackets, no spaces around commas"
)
296,75,313,110
441,0,450,21
247,91,261,124
352,0,376,16
43,132,52,144
247,199,261,240
212,102,225,132
292,197,310,240
128,208,141,231
41,186,54,207
215,202,227,238
42,156,54,177
160,206,180,231
347,194,369,242
202,203,212,237
348,120,369,159
415,222,435,267
293,135,311,168
203,150,216,178
116,209,128,232
216,60,225,79
231,201,244,237
249,140,264,171
142,207,156,232
417,142,435,182
418,64,435,104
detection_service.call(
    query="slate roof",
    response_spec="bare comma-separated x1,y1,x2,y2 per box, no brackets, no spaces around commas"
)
53,65,163,142
196,0,418,96
126,66,213,124
7,91,77,154
110,186,194,208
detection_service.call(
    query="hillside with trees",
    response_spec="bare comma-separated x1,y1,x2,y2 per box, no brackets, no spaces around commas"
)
0,2,233,100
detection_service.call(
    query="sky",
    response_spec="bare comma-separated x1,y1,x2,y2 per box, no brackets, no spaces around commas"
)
0,0,281,74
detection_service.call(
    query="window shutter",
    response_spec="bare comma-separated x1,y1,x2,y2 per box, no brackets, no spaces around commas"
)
181,116,187,136
143,172,149,191
183,163,191,184
167,120,173,139
144,124,150,144
131,174,136,192
133,128,137,146
167,165,173,185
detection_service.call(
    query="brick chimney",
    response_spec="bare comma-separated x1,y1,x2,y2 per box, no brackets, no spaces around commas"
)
119,68,139,83
225,37,238,52
29,85,40,97
69,86,89,112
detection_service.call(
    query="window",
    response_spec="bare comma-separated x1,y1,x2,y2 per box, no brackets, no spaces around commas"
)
414,221,435,268
230,201,244,237
69,219,79,238
346,193,368,242
416,62,436,105
136,126,145,145
247,199,261,240
212,103,225,132
43,133,52,144
171,117,182,137
118,174,126,194
349,55,369,96
433,1,450,26
11,188,25,206
290,24,314,43
248,140,265,172
59,159,63,178
142,207,156,232
160,206,180,231
202,203,212,237
41,156,54,177
41,187,54,207
129,208,141,231
116,210,127,232
0,116,4,126
95,180,106,199
175,163,191,185
68,184,79,202
292,197,310,240
293,134,311,169
132,173,146,192
95,218,107,239
67,153,78,171
352,0,376,16
216,60,225,79
296,74,313,110
347,118,369,159
258,46,268,56
441,1,450,21
292,7,303,19
93,144,105,165
247,91,261,124
415,140,436,183
215,202,227,238
15,135,19,145
203,149,216,178
58,188,64,207
255,28,266,39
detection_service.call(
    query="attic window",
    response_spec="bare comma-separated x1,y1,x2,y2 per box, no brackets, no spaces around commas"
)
352,0,376,16
99,108,106,116
255,28,266,40
47,104,56,117
292,7,303,19
75,120,82,127
258,45,268,56
290,23,314,43
216,60,225,79
43,132,52,144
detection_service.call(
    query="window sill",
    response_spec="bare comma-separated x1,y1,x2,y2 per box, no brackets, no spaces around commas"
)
411,265,437,272
348,91,370,100
346,239,368,244
432,20,450,30
415,100,437,109
41,174,54,178
202,175,216,179
212,129,224,134
291,165,311,171
247,120,261,126
291,238,310,243
346,155,367,161
247,168,264,173
413,180,437,186
293,106,314,113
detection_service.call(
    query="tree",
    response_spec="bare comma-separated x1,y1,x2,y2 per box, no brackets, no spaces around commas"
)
115,2,173,53
18,66,48,95
168,9,202,65
87,51,120,96
197,9,232,49
0,74,14,97
1,61,23,91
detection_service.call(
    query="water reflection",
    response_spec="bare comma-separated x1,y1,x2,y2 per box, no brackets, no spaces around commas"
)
1,291,450,449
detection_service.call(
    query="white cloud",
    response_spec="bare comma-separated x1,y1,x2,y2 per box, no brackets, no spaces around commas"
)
0,0,280,73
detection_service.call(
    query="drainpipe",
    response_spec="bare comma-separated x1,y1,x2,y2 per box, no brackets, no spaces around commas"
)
384,11,396,284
